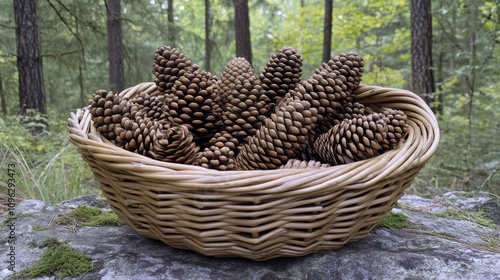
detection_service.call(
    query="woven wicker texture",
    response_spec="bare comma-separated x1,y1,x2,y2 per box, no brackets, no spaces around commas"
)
68,82,439,261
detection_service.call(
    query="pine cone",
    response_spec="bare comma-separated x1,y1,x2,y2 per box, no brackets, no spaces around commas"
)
88,89,131,143
166,69,221,147
279,159,330,169
218,57,273,141
331,100,367,125
151,122,200,164
194,131,240,171
130,92,170,121
235,95,318,170
259,47,303,102
382,109,409,150
89,89,199,164
295,52,364,134
152,45,200,95
219,57,254,102
312,110,408,165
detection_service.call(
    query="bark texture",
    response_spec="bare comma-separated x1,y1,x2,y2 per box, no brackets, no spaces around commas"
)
411,0,435,106
233,0,252,64
106,0,125,93
322,0,333,63
14,0,46,115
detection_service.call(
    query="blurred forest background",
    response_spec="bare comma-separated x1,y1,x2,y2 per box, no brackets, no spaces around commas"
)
0,0,498,204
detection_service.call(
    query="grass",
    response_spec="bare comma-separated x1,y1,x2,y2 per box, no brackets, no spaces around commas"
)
14,238,93,279
0,115,100,205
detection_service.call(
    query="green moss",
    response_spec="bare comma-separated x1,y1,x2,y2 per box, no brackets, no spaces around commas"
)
436,209,498,228
1,213,33,226
378,212,419,229
16,238,93,278
54,205,124,228
32,225,51,231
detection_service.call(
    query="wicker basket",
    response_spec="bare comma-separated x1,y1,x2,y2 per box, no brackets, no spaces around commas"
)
68,82,439,261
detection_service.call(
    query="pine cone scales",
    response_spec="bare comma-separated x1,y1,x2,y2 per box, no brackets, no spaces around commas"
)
153,45,199,94
259,47,303,102
219,58,273,141
382,109,409,149
131,92,170,120
166,69,221,146
194,130,240,170
294,52,364,134
152,123,200,164
236,96,318,170
312,110,408,165
88,89,131,142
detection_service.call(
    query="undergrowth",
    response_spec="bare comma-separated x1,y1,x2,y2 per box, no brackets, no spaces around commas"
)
0,111,99,204
409,82,500,197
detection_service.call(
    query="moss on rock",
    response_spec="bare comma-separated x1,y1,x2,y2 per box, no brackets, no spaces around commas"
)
16,238,93,278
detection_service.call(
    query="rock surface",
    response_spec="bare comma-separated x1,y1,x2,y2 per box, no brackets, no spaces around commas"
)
1,192,499,280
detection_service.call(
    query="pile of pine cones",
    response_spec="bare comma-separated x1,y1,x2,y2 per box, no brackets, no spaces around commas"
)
88,46,409,171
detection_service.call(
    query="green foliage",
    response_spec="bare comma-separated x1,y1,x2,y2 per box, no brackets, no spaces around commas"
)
16,238,93,278
411,80,500,196
0,115,99,203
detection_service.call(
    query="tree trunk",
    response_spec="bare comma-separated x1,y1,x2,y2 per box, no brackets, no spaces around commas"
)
322,0,333,63
205,0,211,72
106,0,125,93
167,0,175,45
411,0,435,107
233,0,252,64
465,0,478,150
13,0,46,115
0,68,6,115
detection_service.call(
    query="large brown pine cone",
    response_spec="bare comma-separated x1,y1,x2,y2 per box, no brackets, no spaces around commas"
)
152,45,200,95
166,69,221,147
312,110,408,165
235,95,318,170
295,52,364,134
218,57,273,141
259,47,303,102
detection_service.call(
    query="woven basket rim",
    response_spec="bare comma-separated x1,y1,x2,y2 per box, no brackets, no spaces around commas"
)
68,82,439,193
